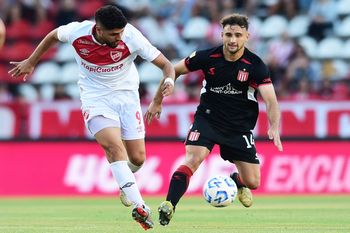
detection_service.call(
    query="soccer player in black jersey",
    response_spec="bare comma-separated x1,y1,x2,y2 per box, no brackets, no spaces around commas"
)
145,13,283,226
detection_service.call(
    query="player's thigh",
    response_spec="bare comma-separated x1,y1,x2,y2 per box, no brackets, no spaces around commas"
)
123,139,146,165
220,132,258,164
184,145,211,172
233,161,260,189
94,127,127,162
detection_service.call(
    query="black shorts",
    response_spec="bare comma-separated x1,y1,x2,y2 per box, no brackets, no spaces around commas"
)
185,114,260,164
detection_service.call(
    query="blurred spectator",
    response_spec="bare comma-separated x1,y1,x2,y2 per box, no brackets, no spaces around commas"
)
0,83,13,102
137,12,186,59
4,3,22,25
266,0,299,19
321,59,337,80
6,0,52,24
290,77,316,100
332,82,350,100
205,15,222,47
55,0,78,27
286,43,316,92
220,0,236,14
112,0,150,13
168,0,196,27
190,1,212,21
307,0,337,41
318,78,334,99
266,32,295,93
267,32,295,69
53,84,71,100
182,70,204,102
298,0,313,13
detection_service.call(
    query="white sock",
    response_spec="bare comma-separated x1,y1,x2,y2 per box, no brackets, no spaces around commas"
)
127,161,142,173
110,161,144,206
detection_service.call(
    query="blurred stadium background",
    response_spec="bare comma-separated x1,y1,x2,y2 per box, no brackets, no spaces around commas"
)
0,1,350,231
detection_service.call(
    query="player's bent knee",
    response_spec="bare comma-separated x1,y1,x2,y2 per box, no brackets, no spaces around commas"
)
128,151,146,166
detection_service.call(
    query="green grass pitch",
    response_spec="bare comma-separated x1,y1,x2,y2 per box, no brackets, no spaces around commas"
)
0,195,349,233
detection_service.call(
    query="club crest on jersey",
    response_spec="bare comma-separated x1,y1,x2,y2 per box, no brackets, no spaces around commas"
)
188,131,200,141
237,69,249,82
110,51,122,62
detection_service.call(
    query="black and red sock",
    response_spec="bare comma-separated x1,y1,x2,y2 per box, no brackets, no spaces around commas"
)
230,172,246,189
166,165,193,208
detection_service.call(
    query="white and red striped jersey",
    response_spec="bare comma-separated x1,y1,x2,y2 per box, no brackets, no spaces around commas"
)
57,20,161,99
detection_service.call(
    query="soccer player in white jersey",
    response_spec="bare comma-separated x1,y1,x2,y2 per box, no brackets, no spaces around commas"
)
8,5,175,230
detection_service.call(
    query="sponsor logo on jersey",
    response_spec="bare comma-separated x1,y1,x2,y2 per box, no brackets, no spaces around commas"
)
208,67,215,75
237,69,249,82
77,39,94,45
79,48,90,56
81,61,123,73
188,131,200,141
110,51,123,62
210,83,242,95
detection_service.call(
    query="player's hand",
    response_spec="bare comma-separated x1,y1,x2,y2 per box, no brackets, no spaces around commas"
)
162,78,174,97
268,127,283,152
144,101,162,125
8,59,35,82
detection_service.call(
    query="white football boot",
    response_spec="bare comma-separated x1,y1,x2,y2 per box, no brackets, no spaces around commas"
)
120,189,133,207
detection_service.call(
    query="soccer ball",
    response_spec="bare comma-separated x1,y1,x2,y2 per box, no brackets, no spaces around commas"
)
203,175,237,207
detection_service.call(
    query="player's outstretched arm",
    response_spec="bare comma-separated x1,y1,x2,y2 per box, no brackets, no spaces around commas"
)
152,53,176,97
8,29,60,81
145,58,190,124
258,84,283,152
145,53,175,124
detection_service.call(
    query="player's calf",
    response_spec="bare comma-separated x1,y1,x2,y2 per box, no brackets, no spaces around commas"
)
230,172,253,207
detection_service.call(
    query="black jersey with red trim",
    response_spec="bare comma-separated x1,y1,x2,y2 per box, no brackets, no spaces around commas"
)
184,45,272,133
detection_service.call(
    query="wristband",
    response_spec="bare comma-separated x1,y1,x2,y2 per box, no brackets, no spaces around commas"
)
164,77,174,86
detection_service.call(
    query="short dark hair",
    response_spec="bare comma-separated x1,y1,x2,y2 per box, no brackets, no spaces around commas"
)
95,5,127,30
220,13,249,30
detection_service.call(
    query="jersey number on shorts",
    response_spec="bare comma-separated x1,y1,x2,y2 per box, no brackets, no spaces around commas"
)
242,134,255,148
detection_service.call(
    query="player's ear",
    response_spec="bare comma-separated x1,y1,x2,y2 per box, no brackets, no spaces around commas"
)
95,24,103,36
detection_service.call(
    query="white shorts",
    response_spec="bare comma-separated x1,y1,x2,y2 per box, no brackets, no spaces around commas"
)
81,90,145,140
